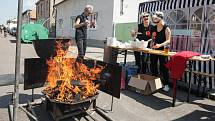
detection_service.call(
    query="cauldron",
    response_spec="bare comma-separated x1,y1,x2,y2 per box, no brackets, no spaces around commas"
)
33,39,71,58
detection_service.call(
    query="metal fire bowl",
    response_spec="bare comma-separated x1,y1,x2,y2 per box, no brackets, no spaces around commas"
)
33,39,71,58
24,58,121,99
42,90,99,105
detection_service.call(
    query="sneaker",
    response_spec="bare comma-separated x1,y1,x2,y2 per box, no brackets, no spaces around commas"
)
163,85,170,92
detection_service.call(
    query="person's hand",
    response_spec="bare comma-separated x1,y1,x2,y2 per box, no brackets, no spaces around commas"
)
130,30,137,37
83,20,90,26
153,44,162,49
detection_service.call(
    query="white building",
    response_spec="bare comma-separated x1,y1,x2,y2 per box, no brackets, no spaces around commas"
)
54,0,146,41
6,18,17,30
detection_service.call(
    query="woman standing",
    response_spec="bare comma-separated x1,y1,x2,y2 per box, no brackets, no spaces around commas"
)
131,12,153,73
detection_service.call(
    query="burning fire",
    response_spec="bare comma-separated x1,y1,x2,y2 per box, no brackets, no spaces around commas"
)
43,41,103,102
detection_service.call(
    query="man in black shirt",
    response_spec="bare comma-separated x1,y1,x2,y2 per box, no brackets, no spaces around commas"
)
151,11,171,92
74,5,94,60
131,12,153,73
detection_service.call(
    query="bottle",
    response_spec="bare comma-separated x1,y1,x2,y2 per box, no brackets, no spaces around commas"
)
210,49,215,58
164,44,170,53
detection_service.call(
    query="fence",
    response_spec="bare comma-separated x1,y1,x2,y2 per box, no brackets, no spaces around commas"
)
170,36,215,90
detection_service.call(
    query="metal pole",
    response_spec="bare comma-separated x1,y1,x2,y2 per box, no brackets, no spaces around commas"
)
14,0,23,121
53,0,57,38
110,96,114,111
31,89,34,102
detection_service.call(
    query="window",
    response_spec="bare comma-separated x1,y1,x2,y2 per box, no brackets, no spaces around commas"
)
71,13,98,30
58,19,63,29
166,10,188,30
204,7,215,53
37,6,40,18
70,16,76,30
88,12,98,29
41,4,43,17
190,8,203,38
46,1,49,11
120,0,124,15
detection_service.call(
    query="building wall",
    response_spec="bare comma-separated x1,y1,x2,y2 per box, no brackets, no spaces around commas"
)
56,0,114,40
112,0,146,41
113,0,146,23
22,12,30,24
36,0,51,29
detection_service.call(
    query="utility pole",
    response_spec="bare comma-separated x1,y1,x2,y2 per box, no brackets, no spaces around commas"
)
14,0,23,120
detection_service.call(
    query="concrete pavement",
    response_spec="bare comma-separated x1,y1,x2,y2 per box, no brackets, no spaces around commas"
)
0,33,214,121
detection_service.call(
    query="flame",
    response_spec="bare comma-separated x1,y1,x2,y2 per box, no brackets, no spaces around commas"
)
44,41,103,102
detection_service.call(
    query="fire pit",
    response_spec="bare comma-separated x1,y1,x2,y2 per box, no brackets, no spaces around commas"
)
38,41,103,120
24,39,122,121
44,91,98,121
42,41,103,103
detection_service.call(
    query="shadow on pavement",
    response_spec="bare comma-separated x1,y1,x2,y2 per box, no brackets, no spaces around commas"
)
121,87,210,111
28,104,91,121
0,93,43,108
121,90,172,110
0,74,24,86
173,110,215,121
9,39,32,44
173,101,215,121
191,101,215,112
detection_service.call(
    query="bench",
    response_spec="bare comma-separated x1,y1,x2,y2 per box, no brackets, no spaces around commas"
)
185,69,215,96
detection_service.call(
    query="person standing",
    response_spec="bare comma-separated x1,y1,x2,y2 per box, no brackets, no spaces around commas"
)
74,5,94,60
3,26,7,37
131,12,153,73
0,25,2,34
150,11,171,91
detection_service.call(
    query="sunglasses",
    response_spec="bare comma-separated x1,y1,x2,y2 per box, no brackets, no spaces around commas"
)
142,15,149,18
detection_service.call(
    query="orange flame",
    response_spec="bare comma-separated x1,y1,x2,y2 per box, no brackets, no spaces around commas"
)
44,41,103,102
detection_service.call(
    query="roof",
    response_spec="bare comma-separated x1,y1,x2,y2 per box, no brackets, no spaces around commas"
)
36,0,42,5
22,9,32,15
53,0,68,7
22,9,36,20
55,0,65,5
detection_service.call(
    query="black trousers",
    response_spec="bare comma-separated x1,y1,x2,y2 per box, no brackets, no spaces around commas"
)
134,51,147,73
150,54,169,85
76,38,87,59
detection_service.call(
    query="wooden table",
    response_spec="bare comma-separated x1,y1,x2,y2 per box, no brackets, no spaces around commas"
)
110,46,214,107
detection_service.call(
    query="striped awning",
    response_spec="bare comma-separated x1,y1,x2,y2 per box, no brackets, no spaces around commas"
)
139,0,215,13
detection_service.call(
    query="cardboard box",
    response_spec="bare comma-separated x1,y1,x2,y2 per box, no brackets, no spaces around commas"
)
128,74,162,95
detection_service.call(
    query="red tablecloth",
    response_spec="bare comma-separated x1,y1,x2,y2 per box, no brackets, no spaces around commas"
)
165,51,200,80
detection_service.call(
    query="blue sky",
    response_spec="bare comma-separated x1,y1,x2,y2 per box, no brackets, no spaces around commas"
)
0,0,37,25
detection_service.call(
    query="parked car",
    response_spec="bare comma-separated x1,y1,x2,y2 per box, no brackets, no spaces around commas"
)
10,27,17,36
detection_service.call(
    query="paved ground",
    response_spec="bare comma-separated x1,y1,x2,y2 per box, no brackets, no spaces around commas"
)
0,33,215,121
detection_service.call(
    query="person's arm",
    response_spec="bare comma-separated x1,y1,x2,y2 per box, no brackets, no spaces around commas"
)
130,27,138,37
154,27,171,48
74,17,89,29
